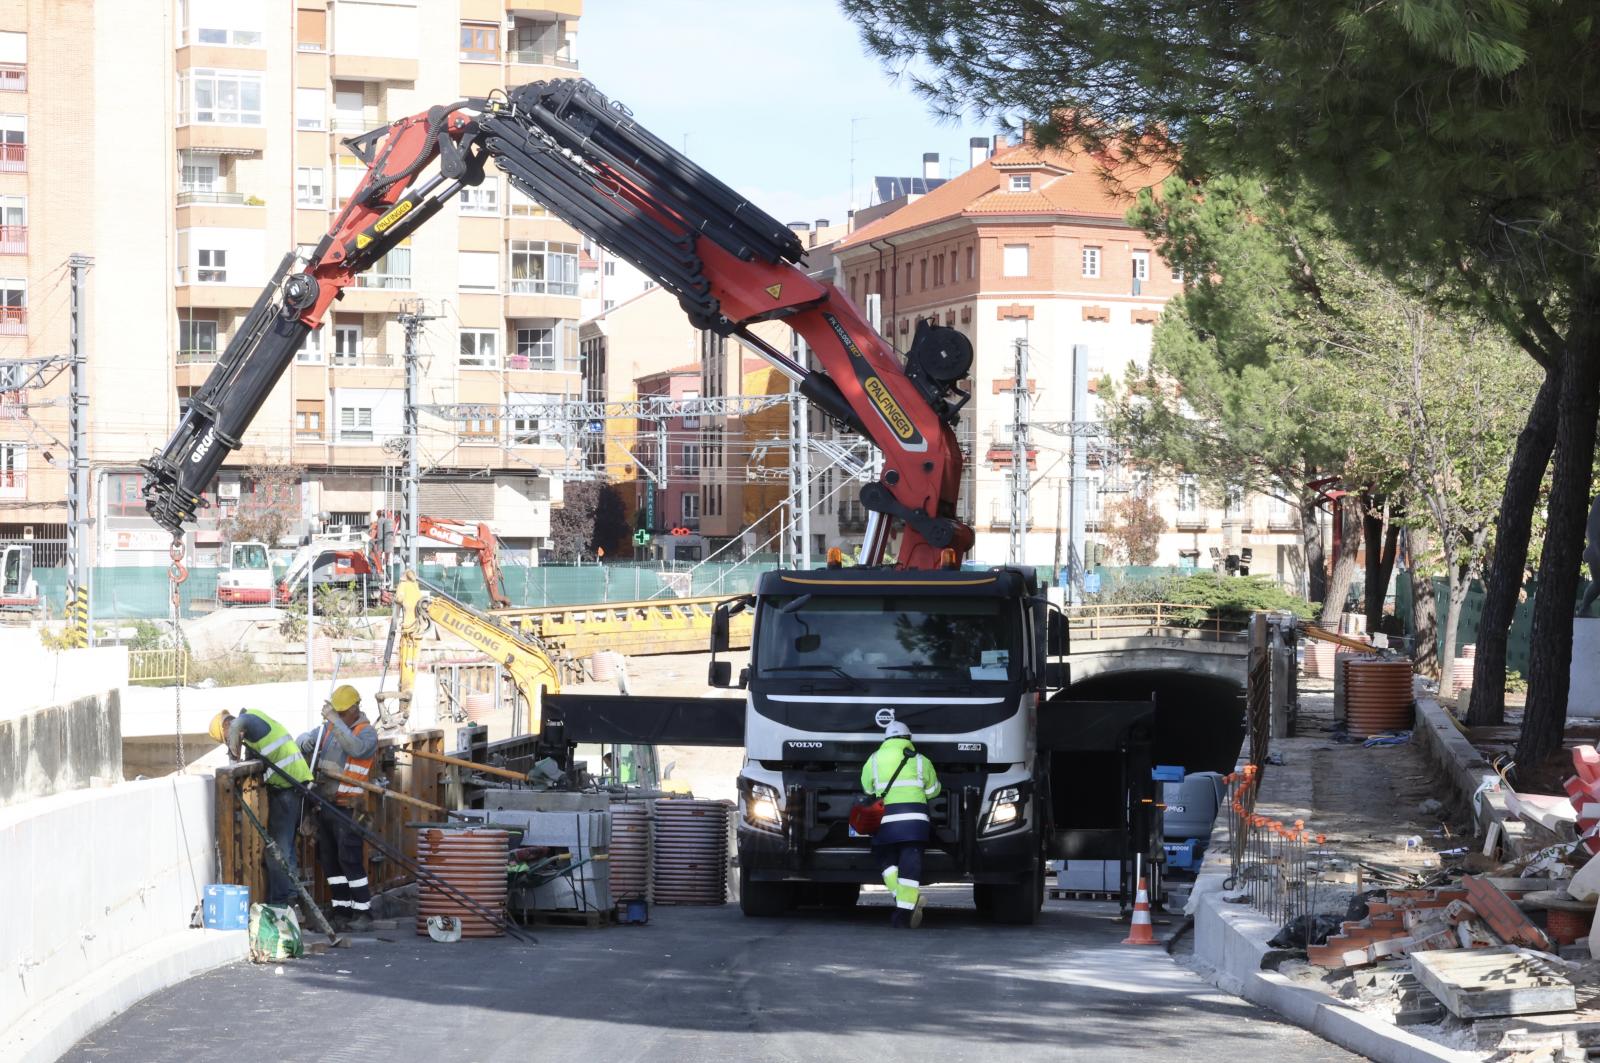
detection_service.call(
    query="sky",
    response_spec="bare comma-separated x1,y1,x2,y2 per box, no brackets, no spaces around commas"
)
577,0,999,227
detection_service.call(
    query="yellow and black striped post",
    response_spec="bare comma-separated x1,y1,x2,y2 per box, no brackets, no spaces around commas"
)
64,583,88,648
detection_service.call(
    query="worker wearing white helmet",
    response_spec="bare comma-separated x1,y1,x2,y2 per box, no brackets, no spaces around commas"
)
860,719,941,928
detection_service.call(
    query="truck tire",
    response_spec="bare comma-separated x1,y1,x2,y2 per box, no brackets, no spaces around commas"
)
739,866,791,917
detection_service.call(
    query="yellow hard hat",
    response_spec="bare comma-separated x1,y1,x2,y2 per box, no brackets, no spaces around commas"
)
330,684,360,713
208,711,231,744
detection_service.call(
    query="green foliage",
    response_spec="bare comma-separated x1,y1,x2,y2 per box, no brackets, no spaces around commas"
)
1087,571,1315,623
1505,669,1529,695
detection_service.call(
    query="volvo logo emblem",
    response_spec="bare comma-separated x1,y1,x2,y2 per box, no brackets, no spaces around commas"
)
874,708,895,728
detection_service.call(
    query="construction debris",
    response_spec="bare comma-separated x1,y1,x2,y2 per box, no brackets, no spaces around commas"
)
1409,947,1575,1019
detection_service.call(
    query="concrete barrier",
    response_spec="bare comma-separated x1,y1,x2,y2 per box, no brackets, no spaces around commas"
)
0,691,122,808
0,775,246,1062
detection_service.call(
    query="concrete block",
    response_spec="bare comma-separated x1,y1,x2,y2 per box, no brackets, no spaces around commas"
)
1571,619,1600,718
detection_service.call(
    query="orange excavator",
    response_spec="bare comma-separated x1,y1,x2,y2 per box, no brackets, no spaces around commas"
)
415,516,510,610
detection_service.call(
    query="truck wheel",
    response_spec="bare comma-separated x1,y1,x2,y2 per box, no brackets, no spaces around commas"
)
739,866,791,917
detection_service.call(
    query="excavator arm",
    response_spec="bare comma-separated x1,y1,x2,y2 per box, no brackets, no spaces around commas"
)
144,80,975,570
387,570,559,731
417,516,510,609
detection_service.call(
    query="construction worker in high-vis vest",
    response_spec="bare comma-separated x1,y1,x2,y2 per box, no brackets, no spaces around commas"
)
860,721,941,928
210,708,314,905
297,684,380,931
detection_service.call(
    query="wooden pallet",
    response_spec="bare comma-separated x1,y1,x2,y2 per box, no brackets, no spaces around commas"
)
1048,888,1120,902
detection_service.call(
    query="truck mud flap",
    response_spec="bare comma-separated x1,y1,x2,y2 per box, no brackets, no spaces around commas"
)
543,693,745,747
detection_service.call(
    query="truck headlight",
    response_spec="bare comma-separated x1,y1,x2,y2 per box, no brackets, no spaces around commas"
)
984,786,1022,833
742,782,783,831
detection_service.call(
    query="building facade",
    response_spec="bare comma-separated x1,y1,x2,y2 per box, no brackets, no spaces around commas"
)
835,136,1305,583
0,0,587,575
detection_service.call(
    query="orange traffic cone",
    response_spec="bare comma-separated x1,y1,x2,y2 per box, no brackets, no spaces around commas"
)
1122,876,1159,946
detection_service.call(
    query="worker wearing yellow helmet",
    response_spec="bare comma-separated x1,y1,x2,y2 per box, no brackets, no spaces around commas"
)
209,707,313,906
295,683,379,931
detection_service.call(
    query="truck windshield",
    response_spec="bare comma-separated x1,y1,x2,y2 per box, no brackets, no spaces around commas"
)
756,594,1021,682
232,544,268,569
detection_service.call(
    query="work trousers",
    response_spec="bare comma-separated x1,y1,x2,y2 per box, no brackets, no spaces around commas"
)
874,841,924,915
264,786,303,905
316,808,372,912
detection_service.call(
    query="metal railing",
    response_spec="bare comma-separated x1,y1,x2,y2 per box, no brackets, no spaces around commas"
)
0,305,26,333
354,273,412,290
0,225,25,254
329,351,394,368
176,347,219,364
177,190,250,206
508,50,578,68
0,143,24,173
1065,602,1251,642
129,646,188,685
0,64,25,91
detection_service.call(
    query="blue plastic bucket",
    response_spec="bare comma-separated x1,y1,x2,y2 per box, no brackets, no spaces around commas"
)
203,884,250,930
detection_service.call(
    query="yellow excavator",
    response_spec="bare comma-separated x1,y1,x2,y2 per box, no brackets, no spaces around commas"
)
379,569,561,735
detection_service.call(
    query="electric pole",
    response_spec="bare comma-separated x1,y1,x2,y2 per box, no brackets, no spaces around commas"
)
1068,344,1090,603
66,254,92,645
1007,337,1030,566
397,301,438,574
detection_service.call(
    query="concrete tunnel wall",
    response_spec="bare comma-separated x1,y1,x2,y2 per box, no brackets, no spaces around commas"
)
1068,669,1247,777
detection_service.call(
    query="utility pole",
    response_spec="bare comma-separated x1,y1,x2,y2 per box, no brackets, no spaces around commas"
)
66,254,92,646
1068,344,1090,603
1007,337,1030,566
790,338,812,570
398,301,437,574
1053,479,1064,589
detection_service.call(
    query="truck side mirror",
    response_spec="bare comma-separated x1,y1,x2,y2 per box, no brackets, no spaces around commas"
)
711,604,731,654
1047,609,1068,657
1044,661,1070,689
708,660,732,687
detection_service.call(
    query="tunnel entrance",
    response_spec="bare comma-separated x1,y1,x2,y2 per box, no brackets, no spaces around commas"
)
1068,670,1245,776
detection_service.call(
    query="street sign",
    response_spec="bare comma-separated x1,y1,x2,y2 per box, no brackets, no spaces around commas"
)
1083,572,1102,594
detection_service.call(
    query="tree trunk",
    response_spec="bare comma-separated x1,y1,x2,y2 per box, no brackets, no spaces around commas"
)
1518,314,1600,768
1410,525,1439,680
1363,496,1401,632
1441,562,1471,693
1467,366,1561,726
1303,469,1327,605
1323,500,1362,633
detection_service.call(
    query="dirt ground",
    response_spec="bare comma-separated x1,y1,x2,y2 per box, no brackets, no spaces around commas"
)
1254,677,1473,890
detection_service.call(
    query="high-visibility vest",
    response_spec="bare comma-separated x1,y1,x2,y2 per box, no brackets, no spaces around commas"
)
245,711,314,789
334,717,376,805
861,738,941,806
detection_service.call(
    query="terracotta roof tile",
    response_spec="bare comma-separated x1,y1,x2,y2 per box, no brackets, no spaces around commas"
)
837,140,1169,250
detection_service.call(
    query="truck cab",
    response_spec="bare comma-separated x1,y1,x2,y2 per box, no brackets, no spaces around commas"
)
0,543,39,615
716,565,1064,924
216,541,273,605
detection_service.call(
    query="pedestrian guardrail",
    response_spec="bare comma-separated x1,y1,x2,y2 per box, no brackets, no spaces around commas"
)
1065,602,1251,642
128,646,188,685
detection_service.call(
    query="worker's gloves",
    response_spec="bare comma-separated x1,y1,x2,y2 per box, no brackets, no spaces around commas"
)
320,701,340,723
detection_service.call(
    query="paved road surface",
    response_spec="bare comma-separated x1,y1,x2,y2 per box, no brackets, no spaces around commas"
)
64,890,1357,1062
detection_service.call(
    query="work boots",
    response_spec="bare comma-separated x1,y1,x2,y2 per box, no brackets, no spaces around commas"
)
347,911,375,933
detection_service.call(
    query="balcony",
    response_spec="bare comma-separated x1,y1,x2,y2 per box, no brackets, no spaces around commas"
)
176,347,220,365
0,225,24,255
0,143,25,174
0,65,26,92
177,190,250,206
354,273,412,291
333,116,380,136
1174,511,1206,530
0,306,25,334
330,352,394,369
508,50,578,69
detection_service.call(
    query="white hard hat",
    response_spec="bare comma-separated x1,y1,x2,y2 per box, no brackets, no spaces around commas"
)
884,721,911,739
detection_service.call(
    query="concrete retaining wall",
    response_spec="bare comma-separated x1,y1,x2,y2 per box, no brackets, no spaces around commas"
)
0,774,244,1062
0,630,129,716
0,691,122,808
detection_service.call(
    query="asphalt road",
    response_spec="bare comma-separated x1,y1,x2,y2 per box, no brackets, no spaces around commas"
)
63,890,1357,1063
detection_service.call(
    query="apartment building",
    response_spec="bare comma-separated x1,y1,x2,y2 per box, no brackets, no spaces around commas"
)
835,136,1306,582
0,0,586,572
630,362,700,561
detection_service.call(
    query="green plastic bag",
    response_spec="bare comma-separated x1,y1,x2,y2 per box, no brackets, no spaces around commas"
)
248,903,304,963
